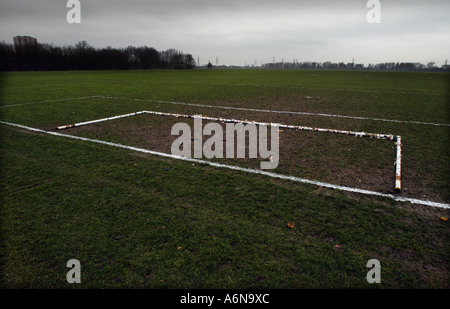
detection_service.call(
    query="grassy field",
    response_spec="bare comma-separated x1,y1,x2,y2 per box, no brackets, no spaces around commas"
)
0,69,449,289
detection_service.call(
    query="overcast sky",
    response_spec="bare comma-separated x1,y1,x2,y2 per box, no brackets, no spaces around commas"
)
1,0,449,66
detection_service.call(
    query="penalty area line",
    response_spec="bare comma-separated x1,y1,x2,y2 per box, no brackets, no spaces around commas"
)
0,96,100,108
95,95,450,127
1,120,449,210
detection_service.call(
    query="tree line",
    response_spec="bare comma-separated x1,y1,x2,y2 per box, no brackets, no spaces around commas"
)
261,60,450,72
0,40,196,71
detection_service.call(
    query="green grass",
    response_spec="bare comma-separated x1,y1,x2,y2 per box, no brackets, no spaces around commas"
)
1,69,449,288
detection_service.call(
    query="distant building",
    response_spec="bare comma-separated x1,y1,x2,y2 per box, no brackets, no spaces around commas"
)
13,36,37,50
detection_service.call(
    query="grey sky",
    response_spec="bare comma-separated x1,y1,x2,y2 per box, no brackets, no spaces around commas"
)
1,0,449,66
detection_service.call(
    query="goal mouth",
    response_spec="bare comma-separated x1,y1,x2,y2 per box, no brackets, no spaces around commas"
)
56,110,402,193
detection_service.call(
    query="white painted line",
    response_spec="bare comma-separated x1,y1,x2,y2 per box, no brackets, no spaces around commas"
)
2,120,448,210
3,94,448,127
96,95,450,127
57,109,398,140
57,111,147,130
0,96,100,108
395,136,402,192
230,83,450,96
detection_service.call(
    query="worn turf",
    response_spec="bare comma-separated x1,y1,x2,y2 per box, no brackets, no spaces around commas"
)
1,69,449,288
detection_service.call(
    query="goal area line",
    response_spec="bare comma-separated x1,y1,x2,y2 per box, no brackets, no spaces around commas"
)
55,109,402,192
1,120,448,209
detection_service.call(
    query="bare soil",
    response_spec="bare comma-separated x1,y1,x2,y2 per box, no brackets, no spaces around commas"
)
56,112,433,202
